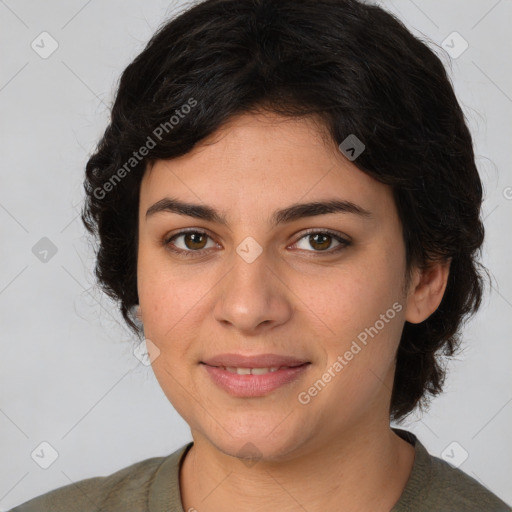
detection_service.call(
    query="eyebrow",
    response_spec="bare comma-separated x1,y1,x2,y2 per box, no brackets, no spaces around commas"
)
145,197,372,227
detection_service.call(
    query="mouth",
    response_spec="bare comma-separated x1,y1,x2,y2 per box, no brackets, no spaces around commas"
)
200,354,311,397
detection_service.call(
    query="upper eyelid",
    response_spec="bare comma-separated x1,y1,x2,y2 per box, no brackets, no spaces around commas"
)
166,228,217,244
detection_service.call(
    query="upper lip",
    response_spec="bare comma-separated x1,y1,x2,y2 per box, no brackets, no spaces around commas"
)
201,353,310,368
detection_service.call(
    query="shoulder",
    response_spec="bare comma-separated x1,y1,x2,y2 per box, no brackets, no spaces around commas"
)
393,429,511,512
8,445,188,512
425,453,511,511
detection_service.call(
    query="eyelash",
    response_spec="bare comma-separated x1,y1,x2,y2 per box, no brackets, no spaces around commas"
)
163,228,351,258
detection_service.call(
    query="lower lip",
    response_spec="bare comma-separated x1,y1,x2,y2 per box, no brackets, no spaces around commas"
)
202,363,310,398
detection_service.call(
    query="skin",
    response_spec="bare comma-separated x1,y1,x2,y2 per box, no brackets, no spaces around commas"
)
136,111,450,511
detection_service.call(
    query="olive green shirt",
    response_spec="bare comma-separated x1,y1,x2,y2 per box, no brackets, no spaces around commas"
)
9,429,511,511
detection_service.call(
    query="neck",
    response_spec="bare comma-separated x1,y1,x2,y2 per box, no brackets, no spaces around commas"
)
179,421,415,512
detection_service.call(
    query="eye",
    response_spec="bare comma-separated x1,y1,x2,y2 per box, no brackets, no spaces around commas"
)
164,228,351,258
291,229,351,253
164,230,218,257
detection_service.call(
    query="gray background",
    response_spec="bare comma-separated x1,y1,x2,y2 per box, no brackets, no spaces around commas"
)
1,0,511,509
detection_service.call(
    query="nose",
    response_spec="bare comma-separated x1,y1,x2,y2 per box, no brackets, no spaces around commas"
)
213,248,293,334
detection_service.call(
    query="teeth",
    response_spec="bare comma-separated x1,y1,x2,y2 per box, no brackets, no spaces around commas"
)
223,366,288,375
252,367,273,375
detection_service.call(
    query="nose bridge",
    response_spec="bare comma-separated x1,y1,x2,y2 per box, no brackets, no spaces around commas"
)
214,242,291,332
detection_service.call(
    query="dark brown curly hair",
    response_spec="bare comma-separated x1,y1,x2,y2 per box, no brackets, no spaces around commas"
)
81,0,487,421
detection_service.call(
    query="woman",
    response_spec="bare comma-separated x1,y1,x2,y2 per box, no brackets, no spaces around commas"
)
11,0,511,510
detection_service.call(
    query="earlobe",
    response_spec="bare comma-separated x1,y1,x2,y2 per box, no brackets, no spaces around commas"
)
404,259,451,324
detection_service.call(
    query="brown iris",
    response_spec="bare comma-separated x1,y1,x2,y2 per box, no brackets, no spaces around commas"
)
183,232,208,250
308,233,333,251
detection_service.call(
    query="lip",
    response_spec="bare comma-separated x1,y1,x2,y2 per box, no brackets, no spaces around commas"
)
201,353,311,398
201,353,309,368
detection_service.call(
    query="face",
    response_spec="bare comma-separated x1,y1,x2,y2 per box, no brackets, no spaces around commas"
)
137,111,410,461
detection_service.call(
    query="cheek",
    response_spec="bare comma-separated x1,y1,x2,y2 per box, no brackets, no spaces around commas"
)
301,247,406,371
137,258,208,417
137,247,207,352
139,277,208,351
302,260,403,336
297,270,405,421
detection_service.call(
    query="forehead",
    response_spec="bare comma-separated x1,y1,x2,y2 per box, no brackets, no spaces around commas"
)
139,112,396,223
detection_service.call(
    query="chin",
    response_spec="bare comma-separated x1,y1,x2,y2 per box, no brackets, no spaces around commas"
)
199,421,312,464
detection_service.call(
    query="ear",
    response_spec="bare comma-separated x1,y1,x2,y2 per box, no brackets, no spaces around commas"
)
404,259,451,324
